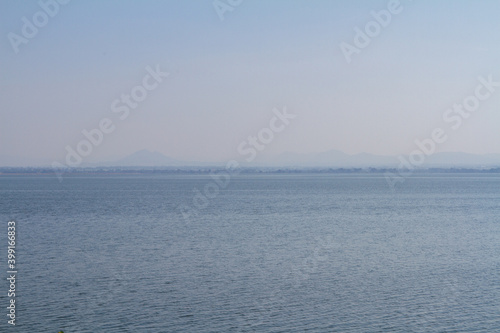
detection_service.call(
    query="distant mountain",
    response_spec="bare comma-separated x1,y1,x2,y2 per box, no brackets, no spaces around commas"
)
2,149,500,168
255,149,395,167
107,149,223,167
254,150,500,168
111,149,186,167
424,152,500,167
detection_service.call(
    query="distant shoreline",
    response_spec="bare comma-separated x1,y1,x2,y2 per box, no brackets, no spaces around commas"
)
1,166,500,176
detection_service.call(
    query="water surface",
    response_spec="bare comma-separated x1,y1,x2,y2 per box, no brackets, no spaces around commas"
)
0,173,499,332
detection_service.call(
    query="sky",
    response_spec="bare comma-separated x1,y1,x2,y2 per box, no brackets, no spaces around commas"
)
1,0,499,166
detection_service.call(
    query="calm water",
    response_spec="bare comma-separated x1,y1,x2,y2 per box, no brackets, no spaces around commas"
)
0,173,499,332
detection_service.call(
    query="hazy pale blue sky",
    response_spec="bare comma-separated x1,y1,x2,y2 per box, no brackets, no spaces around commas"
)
1,0,499,164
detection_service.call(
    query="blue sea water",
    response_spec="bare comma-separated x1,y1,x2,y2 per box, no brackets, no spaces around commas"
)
0,173,499,332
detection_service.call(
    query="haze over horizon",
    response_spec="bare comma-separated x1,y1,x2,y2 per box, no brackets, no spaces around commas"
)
2,0,500,166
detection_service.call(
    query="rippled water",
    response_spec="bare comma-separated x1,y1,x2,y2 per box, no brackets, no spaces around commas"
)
0,173,499,332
